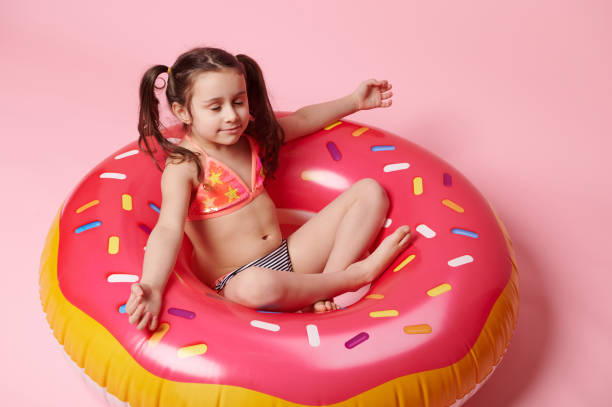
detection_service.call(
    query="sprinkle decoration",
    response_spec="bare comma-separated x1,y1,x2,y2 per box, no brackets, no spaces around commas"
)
371,145,396,152
448,255,474,267
74,221,102,234
416,224,436,238
427,283,452,297
114,149,139,160
75,200,99,214
369,310,399,318
177,344,207,358
108,236,119,254
138,223,152,235
122,194,133,211
148,323,170,348
451,228,479,238
394,254,416,272
345,332,369,349
326,141,342,161
250,320,280,332
413,177,424,195
352,127,369,137
324,121,342,130
149,202,161,213
107,274,139,283
306,324,320,347
403,324,433,334
443,173,453,186
383,163,410,172
168,308,196,319
442,199,464,213
99,173,127,180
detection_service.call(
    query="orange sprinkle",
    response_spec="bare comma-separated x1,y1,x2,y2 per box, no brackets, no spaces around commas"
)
75,200,99,214
352,127,369,137
442,199,464,213
404,324,432,334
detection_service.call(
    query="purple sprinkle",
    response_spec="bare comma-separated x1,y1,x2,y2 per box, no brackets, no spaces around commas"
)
326,141,342,161
168,308,195,319
443,173,453,187
345,332,369,349
138,223,151,235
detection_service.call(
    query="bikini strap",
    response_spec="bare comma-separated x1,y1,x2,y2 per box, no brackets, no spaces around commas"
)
183,134,208,157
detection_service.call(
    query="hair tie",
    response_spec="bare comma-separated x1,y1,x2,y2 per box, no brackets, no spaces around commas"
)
167,66,171,75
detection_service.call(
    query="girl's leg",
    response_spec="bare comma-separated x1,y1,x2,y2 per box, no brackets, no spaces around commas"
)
286,178,408,311
220,226,411,312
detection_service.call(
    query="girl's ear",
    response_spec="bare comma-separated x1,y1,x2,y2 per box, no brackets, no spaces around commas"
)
172,102,192,125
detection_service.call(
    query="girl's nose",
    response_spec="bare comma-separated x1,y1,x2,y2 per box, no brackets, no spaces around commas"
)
225,106,239,122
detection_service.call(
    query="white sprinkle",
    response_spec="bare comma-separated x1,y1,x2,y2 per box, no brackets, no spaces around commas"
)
448,255,474,267
306,324,320,347
114,149,139,160
250,320,280,332
416,224,436,238
167,137,181,144
383,163,410,172
100,173,127,180
384,218,392,228
107,274,139,283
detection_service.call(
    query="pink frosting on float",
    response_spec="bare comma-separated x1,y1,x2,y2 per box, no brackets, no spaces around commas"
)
57,120,511,405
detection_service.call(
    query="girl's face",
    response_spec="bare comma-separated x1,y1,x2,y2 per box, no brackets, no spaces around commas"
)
178,69,249,148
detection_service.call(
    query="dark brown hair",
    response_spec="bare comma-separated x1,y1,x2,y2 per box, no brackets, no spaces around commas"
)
137,47,285,182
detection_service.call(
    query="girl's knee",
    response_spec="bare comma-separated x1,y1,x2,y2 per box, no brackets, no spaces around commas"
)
355,178,389,213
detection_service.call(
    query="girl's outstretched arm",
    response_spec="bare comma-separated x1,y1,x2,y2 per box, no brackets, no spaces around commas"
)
279,79,393,143
125,161,193,331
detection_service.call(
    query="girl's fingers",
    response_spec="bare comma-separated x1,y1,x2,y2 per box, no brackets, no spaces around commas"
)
129,303,145,325
149,315,159,331
137,311,151,331
381,91,393,100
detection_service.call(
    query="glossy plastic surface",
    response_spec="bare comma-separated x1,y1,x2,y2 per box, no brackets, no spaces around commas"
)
40,119,518,406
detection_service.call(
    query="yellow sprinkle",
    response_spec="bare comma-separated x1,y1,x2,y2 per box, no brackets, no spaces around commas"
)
122,194,133,211
324,121,342,130
403,324,432,334
352,127,369,137
413,177,423,195
76,200,99,214
178,344,208,358
108,236,119,254
148,323,170,348
369,310,399,318
442,199,464,213
427,283,452,297
394,254,416,272
365,294,384,300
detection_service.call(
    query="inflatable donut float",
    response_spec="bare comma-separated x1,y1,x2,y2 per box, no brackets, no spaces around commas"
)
39,117,519,407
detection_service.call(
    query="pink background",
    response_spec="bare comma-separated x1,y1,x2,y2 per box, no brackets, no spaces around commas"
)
2,0,610,406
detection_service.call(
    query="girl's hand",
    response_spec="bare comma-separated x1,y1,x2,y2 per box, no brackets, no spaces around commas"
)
352,79,393,111
126,283,162,331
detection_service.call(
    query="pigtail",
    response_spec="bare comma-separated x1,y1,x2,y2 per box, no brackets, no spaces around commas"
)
137,65,203,180
236,54,285,182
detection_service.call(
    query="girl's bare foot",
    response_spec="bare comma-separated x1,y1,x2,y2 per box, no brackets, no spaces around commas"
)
350,225,411,287
313,299,339,312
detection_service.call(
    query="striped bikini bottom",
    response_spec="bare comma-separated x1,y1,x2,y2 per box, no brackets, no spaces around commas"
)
213,239,294,294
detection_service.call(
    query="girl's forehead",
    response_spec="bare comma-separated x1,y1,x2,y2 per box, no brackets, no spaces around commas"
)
191,70,246,99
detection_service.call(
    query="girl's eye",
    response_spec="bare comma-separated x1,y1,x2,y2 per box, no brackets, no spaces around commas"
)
211,106,221,111
233,100,244,105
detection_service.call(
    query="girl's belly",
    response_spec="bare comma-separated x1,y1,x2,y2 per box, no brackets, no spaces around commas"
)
184,191,284,287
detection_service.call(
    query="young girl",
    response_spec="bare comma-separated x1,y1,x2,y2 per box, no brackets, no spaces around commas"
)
126,47,411,331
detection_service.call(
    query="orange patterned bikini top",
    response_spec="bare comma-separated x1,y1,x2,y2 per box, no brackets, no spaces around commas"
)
184,134,265,221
